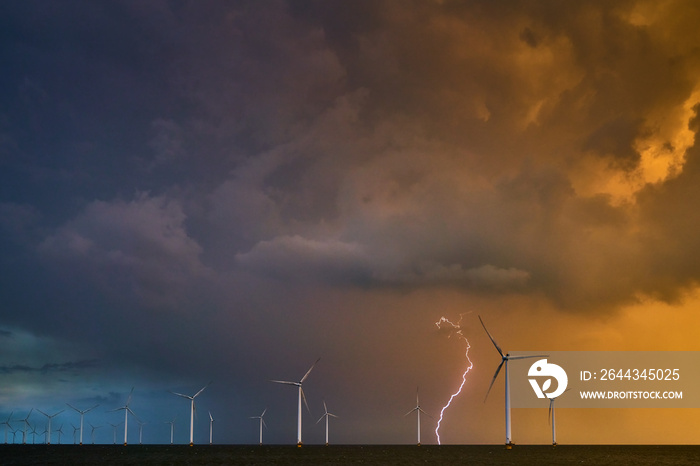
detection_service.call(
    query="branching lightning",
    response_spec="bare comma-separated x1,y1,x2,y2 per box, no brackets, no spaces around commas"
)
434,315,473,445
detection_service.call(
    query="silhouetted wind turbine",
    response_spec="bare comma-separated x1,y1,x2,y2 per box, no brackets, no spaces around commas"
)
37,409,64,445
479,315,545,448
316,399,338,446
1,412,12,444
250,409,267,446
110,387,138,445
67,403,99,445
170,382,210,446
405,388,431,446
271,358,320,446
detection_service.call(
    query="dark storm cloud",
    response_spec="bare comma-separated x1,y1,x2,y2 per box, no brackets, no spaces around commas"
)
0,359,99,375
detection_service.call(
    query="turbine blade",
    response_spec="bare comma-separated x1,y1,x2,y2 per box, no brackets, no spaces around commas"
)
316,414,325,424
86,404,100,413
508,354,548,360
404,407,418,416
125,387,135,406
261,418,267,429
300,358,321,383
479,315,505,357
418,407,433,419
36,409,48,417
323,400,328,414
193,382,210,399
484,360,505,402
301,387,311,414
261,408,267,417
170,391,192,399
270,380,298,386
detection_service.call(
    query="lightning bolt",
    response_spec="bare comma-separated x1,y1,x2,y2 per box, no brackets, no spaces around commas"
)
434,315,473,445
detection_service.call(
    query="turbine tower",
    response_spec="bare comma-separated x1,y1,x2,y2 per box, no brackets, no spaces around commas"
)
250,409,267,446
110,387,138,445
316,399,338,446
208,411,213,445
67,403,99,445
479,315,544,448
404,388,431,446
271,357,320,447
170,382,210,446
36,409,64,445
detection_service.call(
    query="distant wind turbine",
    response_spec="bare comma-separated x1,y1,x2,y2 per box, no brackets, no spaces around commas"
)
56,424,65,444
250,409,267,446
67,403,99,445
89,423,102,444
208,411,214,445
71,424,79,444
108,422,121,444
1,412,12,444
136,420,145,444
170,382,210,446
110,387,139,445
316,399,338,446
549,388,571,446
21,409,32,444
37,409,64,445
404,388,431,446
480,315,545,448
271,358,320,446
165,419,175,445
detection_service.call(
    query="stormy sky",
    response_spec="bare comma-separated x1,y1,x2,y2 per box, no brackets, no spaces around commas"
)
2,0,700,445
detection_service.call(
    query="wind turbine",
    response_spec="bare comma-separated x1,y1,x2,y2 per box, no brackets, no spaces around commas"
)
37,409,64,445
165,419,175,445
316,399,338,446
170,382,210,446
108,422,121,444
29,424,38,444
271,357,320,447
136,420,145,444
404,388,431,446
1,412,12,444
21,409,32,444
110,387,139,445
89,423,102,444
67,403,99,445
250,409,267,446
548,388,570,446
208,411,213,445
71,424,79,444
479,315,545,448
56,424,64,444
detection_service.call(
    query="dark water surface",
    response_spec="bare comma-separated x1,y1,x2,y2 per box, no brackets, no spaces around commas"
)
1,444,699,465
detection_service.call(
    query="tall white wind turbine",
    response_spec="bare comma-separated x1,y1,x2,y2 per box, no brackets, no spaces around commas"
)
250,408,267,446
271,358,320,447
36,409,64,445
316,399,338,446
479,315,545,448
67,403,99,445
208,411,213,445
404,388,431,446
110,387,138,445
1,412,12,444
170,383,210,446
